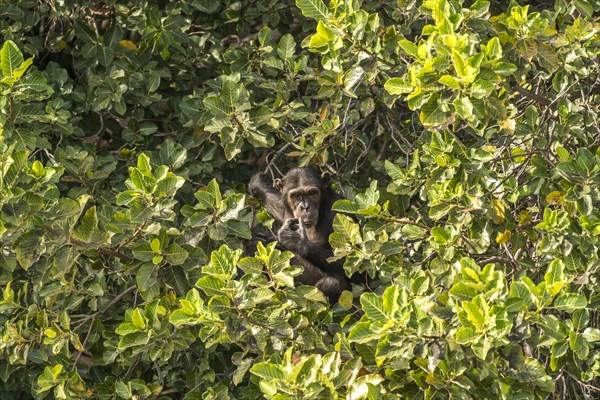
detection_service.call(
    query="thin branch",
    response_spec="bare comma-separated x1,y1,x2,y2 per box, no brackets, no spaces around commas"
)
71,285,137,369
72,285,137,329
514,85,553,108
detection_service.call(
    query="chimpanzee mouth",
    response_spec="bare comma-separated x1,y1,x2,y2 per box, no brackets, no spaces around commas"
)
301,217,317,226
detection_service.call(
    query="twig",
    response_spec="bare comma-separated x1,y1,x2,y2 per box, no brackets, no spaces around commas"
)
154,360,164,386
72,286,137,329
72,320,94,369
263,143,291,178
483,154,533,198
514,85,553,108
71,285,137,369
116,224,146,253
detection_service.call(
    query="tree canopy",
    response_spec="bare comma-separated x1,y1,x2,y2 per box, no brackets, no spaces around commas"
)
1,0,600,398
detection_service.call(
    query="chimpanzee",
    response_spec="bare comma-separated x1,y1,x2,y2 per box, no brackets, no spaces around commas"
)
246,167,353,303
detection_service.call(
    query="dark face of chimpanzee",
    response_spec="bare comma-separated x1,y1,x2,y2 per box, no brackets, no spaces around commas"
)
286,185,321,227
274,168,329,228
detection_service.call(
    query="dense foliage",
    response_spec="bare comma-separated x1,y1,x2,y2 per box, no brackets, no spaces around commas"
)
1,0,600,398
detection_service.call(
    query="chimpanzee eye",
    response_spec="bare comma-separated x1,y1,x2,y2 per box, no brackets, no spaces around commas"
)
308,189,319,197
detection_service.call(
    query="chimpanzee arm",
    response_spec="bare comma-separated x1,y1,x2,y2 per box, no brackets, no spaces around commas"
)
278,229,345,276
277,218,346,275
296,242,346,275
248,173,286,223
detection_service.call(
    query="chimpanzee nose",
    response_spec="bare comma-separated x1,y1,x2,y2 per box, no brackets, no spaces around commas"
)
300,203,309,211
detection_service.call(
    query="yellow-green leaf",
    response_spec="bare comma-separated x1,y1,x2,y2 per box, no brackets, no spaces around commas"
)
496,230,511,244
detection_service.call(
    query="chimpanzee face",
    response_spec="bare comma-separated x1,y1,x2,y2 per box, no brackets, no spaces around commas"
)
274,168,330,228
286,186,321,226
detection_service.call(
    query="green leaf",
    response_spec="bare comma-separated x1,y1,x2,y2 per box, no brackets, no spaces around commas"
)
338,290,354,308
544,259,565,285
537,43,559,72
74,21,97,43
450,282,478,301
97,46,115,66
572,309,589,332
361,293,387,322
582,328,600,342
132,308,146,329
136,263,157,292
332,214,361,243
152,255,164,264
118,331,150,350
554,293,587,312
522,358,547,380
204,96,229,116
132,244,154,262
30,160,45,178
453,97,473,119
470,79,494,99
137,153,152,174
569,330,590,360
344,66,364,94
115,381,132,399
165,243,189,265
208,245,240,278
412,276,429,296
233,357,254,386
574,0,594,17
485,37,502,59
384,78,412,95
384,160,404,180
151,238,161,253
103,24,123,47
13,230,43,270
348,322,378,343
420,96,452,128
380,240,403,256
331,199,360,213
277,34,295,60
221,79,242,109
462,300,486,328
115,323,140,336
295,0,329,21
398,40,419,58
51,246,80,279
195,179,222,209
164,266,189,297
11,57,33,80
169,309,195,326
432,226,451,244
51,365,62,380
250,363,285,380
439,75,461,90
493,62,517,76
1,40,24,77
208,223,228,241
552,340,569,358
382,285,401,316
455,327,478,344
471,338,492,360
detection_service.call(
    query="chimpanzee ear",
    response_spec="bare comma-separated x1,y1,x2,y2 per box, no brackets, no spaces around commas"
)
321,172,330,186
274,178,284,191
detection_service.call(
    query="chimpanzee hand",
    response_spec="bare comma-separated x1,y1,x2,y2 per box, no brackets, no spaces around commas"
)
248,173,270,197
278,218,306,250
